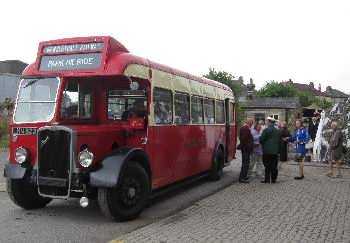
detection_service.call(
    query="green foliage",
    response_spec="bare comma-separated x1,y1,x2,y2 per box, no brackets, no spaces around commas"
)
256,81,298,97
0,98,15,116
315,97,333,110
203,68,241,96
297,91,315,107
0,115,10,143
256,81,334,110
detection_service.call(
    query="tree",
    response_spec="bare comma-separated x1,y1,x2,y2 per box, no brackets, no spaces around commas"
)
256,81,298,97
0,98,15,116
203,68,241,97
315,97,333,110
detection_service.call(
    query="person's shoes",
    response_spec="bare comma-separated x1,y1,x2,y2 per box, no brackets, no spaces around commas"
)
326,173,333,178
239,179,249,183
336,174,343,178
271,181,277,184
261,180,270,184
294,176,304,180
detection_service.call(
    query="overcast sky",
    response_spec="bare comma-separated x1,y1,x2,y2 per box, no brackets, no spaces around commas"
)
1,0,349,93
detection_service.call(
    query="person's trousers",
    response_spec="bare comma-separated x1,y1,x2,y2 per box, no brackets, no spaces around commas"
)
240,151,251,180
249,153,264,178
263,154,278,182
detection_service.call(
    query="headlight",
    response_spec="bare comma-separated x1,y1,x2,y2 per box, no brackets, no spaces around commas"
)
15,147,28,164
79,149,94,168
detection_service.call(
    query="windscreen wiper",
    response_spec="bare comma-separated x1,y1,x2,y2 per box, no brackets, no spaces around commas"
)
23,79,38,88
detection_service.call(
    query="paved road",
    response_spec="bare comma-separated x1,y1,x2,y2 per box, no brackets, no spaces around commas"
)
117,164,350,243
0,149,240,243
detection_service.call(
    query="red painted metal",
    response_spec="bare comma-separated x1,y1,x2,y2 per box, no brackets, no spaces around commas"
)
10,36,237,191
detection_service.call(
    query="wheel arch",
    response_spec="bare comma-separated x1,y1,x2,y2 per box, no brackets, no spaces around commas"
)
90,147,151,188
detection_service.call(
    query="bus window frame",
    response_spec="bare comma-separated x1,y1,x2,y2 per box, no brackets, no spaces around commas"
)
174,91,191,125
190,95,204,125
203,97,215,125
153,87,174,126
58,79,96,123
215,99,226,124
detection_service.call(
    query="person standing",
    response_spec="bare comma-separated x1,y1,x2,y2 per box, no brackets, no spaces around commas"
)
260,117,281,183
327,121,344,178
279,122,291,162
309,116,319,142
238,119,254,183
286,120,309,180
248,122,264,179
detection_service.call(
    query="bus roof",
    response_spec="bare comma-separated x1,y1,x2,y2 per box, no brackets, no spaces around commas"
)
22,36,233,94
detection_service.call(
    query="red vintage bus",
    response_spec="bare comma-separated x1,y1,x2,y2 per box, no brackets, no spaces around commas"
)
4,36,237,221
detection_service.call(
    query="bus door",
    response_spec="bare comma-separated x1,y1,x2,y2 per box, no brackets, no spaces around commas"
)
225,99,236,162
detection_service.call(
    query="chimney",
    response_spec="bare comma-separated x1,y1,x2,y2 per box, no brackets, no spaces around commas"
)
246,78,255,99
318,83,321,92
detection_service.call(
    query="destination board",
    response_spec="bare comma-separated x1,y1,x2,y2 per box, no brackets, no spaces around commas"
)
39,53,102,71
43,42,104,54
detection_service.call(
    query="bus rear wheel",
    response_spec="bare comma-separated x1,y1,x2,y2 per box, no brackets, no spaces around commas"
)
209,148,224,181
7,179,52,209
98,161,150,221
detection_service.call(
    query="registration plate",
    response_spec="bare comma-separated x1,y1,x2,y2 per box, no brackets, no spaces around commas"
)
13,127,38,135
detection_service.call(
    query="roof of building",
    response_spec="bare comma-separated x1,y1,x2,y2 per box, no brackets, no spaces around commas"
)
244,97,300,109
0,60,27,75
324,86,349,98
286,81,325,96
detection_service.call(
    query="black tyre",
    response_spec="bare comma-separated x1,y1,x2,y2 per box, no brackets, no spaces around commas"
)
98,161,150,221
209,148,224,181
7,179,52,209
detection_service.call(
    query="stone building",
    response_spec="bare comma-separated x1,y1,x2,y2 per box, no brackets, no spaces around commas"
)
323,86,349,104
243,97,301,127
0,60,27,102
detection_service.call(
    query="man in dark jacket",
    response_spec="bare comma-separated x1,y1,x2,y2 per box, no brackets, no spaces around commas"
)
309,116,319,141
238,118,254,183
260,117,281,183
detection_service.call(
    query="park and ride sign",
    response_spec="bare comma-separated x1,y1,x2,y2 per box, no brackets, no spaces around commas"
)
38,42,105,71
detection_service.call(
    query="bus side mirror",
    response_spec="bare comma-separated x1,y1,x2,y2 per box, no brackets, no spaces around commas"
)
129,117,145,130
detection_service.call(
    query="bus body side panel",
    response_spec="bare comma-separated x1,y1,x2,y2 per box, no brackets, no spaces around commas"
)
147,126,176,189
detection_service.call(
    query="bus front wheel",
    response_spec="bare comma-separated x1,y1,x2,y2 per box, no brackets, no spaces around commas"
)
7,178,52,209
209,148,224,181
98,161,150,221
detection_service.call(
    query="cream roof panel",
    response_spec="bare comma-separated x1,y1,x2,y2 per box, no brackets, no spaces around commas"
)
123,64,149,79
152,69,174,90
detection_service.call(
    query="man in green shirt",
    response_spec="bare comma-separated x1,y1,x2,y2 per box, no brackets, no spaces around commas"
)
259,117,281,183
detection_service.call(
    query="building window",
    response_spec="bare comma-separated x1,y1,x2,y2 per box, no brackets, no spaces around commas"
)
254,113,265,122
153,88,173,124
204,98,215,124
191,96,204,124
216,100,225,124
175,92,190,124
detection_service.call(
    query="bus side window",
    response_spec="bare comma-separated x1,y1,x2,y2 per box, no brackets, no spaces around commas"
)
216,100,225,124
175,92,190,124
204,98,215,124
191,96,204,124
153,88,173,124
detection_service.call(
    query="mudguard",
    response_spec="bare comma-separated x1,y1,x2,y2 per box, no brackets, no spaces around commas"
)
4,163,27,179
90,147,150,188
